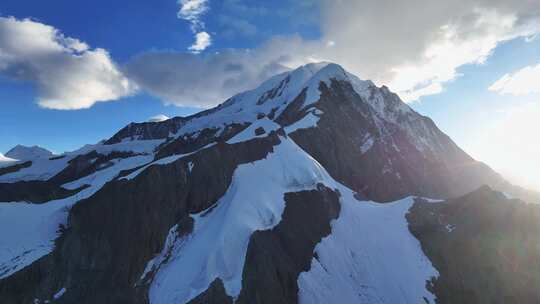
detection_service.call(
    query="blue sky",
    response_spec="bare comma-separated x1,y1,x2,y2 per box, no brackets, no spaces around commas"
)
0,0,319,152
0,0,540,189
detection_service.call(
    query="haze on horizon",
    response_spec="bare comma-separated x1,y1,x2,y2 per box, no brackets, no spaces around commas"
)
0,0,539,192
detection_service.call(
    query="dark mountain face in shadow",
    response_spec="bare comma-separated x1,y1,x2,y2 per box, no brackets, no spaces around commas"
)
408,186,540,304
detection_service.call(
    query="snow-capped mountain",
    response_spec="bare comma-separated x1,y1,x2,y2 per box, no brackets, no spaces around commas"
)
0,153,16,167
5,145,54,161
1,63,539,304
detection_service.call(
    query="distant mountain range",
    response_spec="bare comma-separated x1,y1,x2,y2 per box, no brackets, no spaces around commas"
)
1,63,539,304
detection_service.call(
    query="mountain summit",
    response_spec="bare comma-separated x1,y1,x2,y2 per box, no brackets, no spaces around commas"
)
1,63,539,304
5,145,54,161
106,62,507,202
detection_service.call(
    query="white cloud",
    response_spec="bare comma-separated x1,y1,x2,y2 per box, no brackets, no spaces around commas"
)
178,0,211,52
178,0,209,31
0,17,134,110
148,114,170,122
309,1,540,102
188,31,212,53
5,2,540,110
489,63,540,95
130,0,540,107
124,37,295,107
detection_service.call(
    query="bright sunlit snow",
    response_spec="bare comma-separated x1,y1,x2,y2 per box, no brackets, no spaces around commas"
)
0,139,162,183
148,137,334,304
146,135,437,304
297,195,439,304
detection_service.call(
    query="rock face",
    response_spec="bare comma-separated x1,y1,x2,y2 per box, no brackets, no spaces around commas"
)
236,185,341,304
283,80,483,202
0,62,539,304
408,186,540,304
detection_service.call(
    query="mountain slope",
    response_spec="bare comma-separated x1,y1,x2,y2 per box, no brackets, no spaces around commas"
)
0,62,538,304
408,186,540,303
5,145,54,161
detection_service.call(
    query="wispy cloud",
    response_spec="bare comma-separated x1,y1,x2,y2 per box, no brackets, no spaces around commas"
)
178,0,211,53
489,63,540,95
134,0,540,106
0,17,135,110
124,42,291,107
188,31,212,53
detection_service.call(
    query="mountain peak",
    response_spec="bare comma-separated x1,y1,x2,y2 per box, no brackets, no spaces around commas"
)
5,145,54,161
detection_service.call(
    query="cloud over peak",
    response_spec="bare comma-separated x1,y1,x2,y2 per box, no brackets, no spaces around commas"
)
0,17,135,110
3,1,540,110
128,0,540,107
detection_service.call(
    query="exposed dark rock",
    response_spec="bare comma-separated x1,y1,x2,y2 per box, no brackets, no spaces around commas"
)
187,279,233,304
155,123,248,160
0,161,32,177
0,133,282,303
282,79,504,202
0,181,87,203
407,186,540,304
257,75,290,105
105,117,189,144
254,127,266,136
50,151,140,185
235,184,341,304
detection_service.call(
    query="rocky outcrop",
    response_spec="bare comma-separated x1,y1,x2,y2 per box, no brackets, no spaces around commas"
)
50,151,140,185
407,186,540,304
187,279,232,304
236,184,340,304
155,123,247,159
0,181,87,203
105,117,189,144
0,161,32,177
284,79,505,202
0,133,282,303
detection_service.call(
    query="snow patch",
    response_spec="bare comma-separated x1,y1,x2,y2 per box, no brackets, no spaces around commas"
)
0,155,152,279
139,224,186,284
122,143,216,181
359,133,374,154
148,137,334,304
53,287,66,299
0,153,18,168
227,118,280,144
284,111,320,134
0,139,162,183
298,195,439,304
